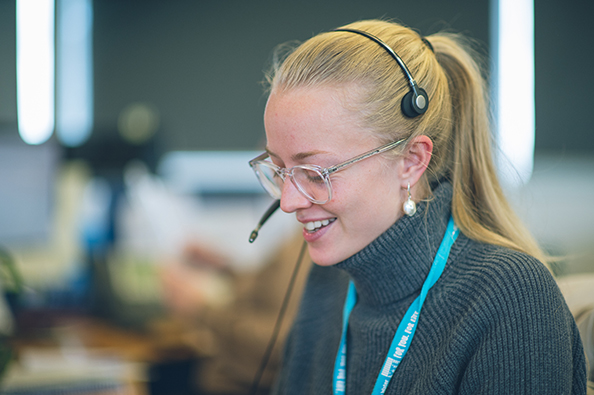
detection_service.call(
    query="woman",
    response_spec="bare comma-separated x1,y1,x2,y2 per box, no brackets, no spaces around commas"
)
249,19,586,394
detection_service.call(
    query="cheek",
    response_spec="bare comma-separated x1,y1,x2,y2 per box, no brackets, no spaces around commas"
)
331,175,399,227
365,171,403,220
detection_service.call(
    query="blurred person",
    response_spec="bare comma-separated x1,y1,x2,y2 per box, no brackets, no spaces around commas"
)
248,19,587,394
159,232,310,395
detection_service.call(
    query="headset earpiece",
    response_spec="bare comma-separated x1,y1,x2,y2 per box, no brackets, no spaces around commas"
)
333,28,429,119
401,87,429,118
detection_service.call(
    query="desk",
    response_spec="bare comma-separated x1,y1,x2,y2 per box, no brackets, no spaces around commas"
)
2,314,198,395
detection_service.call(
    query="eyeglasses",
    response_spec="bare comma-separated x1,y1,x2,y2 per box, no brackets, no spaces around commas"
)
248,138,406,204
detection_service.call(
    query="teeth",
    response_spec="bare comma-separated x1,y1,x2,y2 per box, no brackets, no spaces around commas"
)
304,219,333,232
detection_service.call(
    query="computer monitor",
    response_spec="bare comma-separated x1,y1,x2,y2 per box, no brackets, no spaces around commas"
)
0,131,60,247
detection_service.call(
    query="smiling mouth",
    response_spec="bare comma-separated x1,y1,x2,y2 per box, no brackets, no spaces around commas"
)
304,218,336,233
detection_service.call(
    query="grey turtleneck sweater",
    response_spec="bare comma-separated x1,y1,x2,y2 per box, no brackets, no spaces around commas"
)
272,183,586,394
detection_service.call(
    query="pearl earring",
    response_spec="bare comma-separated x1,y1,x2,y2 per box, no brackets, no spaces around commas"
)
403,183,416,217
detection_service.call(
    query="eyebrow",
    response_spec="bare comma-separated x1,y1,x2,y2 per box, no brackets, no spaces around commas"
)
266,147,331,163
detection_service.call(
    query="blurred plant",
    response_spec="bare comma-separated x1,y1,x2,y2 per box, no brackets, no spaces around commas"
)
0,247,23,381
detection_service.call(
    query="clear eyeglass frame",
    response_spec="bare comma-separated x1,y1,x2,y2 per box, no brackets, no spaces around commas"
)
248,138,406,204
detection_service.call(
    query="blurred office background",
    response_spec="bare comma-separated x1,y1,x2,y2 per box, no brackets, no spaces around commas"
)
0,0,593,393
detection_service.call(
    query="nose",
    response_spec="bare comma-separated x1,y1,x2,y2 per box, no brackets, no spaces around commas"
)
279,179,312,213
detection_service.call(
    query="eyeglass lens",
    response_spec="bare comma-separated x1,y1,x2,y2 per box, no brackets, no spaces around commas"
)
253,162,330,203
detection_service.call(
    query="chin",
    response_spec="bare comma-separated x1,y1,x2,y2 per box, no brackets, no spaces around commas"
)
307,244,348,267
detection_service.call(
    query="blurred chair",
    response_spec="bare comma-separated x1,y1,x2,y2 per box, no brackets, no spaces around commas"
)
556,273,594,392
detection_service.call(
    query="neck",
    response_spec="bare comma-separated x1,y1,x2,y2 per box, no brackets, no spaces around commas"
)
333,181,454,307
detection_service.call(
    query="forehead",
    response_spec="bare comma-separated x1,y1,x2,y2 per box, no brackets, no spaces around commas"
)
264,86,374,161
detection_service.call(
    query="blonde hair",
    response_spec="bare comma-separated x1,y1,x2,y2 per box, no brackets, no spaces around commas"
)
266,19,548,265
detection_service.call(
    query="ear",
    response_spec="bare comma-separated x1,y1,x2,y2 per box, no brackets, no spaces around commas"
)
398,135,433,187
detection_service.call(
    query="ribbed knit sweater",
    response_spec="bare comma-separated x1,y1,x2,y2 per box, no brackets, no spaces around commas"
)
272,182,587,394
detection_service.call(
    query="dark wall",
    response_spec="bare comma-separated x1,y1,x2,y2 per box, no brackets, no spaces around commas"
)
92,0,490,153
0,0,17,128
534,0,594,153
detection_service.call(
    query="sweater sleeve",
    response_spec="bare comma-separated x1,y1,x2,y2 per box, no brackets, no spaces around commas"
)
457,249,587,394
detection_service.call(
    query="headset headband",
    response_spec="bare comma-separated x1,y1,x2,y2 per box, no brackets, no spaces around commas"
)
332,28,429,118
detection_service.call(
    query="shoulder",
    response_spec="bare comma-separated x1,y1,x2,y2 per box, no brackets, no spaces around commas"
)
433,235,587,393
449,233,555,289
440,234,567,319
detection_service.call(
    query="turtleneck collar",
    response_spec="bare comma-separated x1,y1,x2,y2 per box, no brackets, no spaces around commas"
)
333,182,454,307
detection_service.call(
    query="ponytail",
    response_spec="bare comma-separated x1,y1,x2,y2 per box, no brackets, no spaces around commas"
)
428,33,548,265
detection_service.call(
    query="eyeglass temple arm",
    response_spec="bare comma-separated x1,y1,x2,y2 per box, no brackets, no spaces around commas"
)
249,152,270,166
327,138,406,175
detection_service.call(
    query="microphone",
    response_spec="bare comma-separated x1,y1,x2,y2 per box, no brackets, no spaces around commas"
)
249,200,281,243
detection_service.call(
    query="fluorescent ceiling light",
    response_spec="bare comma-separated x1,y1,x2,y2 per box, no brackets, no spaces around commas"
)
493,0,535,188
16,0,55,145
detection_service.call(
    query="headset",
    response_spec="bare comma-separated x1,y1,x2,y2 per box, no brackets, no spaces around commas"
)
333,28,429,118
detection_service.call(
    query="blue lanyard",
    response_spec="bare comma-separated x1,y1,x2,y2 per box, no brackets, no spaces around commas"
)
333,217,459,395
